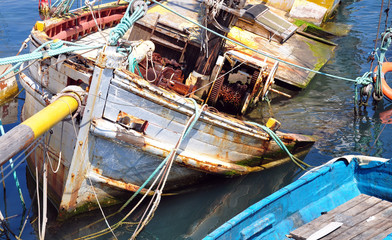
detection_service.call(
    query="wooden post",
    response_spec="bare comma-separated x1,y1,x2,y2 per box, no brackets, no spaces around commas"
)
0,95,79,166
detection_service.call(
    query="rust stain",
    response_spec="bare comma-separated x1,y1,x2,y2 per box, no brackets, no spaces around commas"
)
0,81,7,90
99,174,152,195
93,168,101,174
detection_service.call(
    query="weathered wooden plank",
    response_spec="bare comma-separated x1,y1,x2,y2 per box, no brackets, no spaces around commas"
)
103,84,270,162
0,124,34,166
104,83,263,146
322,201,392,239
303,196,381,238
300,195,382,239
290,194,371,239
348,205,392,240
369,225,392,240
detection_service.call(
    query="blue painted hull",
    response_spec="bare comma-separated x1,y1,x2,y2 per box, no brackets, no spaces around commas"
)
204,155,392,239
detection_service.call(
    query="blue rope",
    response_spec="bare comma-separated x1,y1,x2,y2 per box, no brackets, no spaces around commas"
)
0,119,25,208
51,0,75,16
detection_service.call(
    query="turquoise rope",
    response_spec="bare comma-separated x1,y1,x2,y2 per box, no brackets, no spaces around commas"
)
51,0,75,15
119,98,202,211
149,0,356,83
0,41,103,80
0,119,25,208
0,40,54,80
374,28,392,99
134,61,143,77
109,0,146,45
354,72,373,105
245,121,311,170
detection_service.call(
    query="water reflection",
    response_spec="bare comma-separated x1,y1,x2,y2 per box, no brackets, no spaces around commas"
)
34,161,300,240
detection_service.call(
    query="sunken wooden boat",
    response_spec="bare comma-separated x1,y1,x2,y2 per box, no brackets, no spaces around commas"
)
17,0,319,218
205,155,392,239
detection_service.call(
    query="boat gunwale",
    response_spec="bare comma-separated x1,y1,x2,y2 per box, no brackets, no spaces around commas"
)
204,155,391,239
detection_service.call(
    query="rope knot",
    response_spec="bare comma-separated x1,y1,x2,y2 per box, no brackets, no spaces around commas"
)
355,72,373,86
50,40,64,50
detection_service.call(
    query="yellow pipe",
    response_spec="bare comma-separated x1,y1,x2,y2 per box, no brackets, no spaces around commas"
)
22,95,79,139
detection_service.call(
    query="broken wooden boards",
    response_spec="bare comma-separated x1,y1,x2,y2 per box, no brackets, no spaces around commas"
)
227,25,336,89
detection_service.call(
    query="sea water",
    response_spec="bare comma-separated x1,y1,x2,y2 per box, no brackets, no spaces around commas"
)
0,0,391,239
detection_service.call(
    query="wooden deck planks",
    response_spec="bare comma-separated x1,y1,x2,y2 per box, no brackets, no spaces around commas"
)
290,194,371,239
323,202,392,240
290,194,392,240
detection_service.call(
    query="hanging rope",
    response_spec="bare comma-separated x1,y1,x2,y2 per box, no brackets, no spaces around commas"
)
245,121,311,171
0,120,25,208
85,0,109,45
385,0,391,30
369,0,385,72
75,99,206,240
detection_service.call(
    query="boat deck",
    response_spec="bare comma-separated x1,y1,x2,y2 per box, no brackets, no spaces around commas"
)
289,194,392,240
74,28,111,59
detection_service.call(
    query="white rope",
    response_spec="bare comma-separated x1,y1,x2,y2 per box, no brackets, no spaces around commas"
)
0,138,43,183
87,176,118,240
130,104,207,239
85,0,109,45
35,147,41,240
47,123,63,174
57,98,79,137
40,136,48,240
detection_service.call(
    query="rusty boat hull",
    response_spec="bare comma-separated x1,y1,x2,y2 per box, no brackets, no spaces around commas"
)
20,1,317,218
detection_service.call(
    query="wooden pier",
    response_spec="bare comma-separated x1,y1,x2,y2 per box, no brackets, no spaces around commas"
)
289,194,392,240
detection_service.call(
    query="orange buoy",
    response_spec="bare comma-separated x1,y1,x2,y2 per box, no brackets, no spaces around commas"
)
374,62,392,100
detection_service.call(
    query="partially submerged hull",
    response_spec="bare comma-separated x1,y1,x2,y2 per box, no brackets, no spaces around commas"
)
21,61,313,217
205,155,392,239
20,0,318,218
